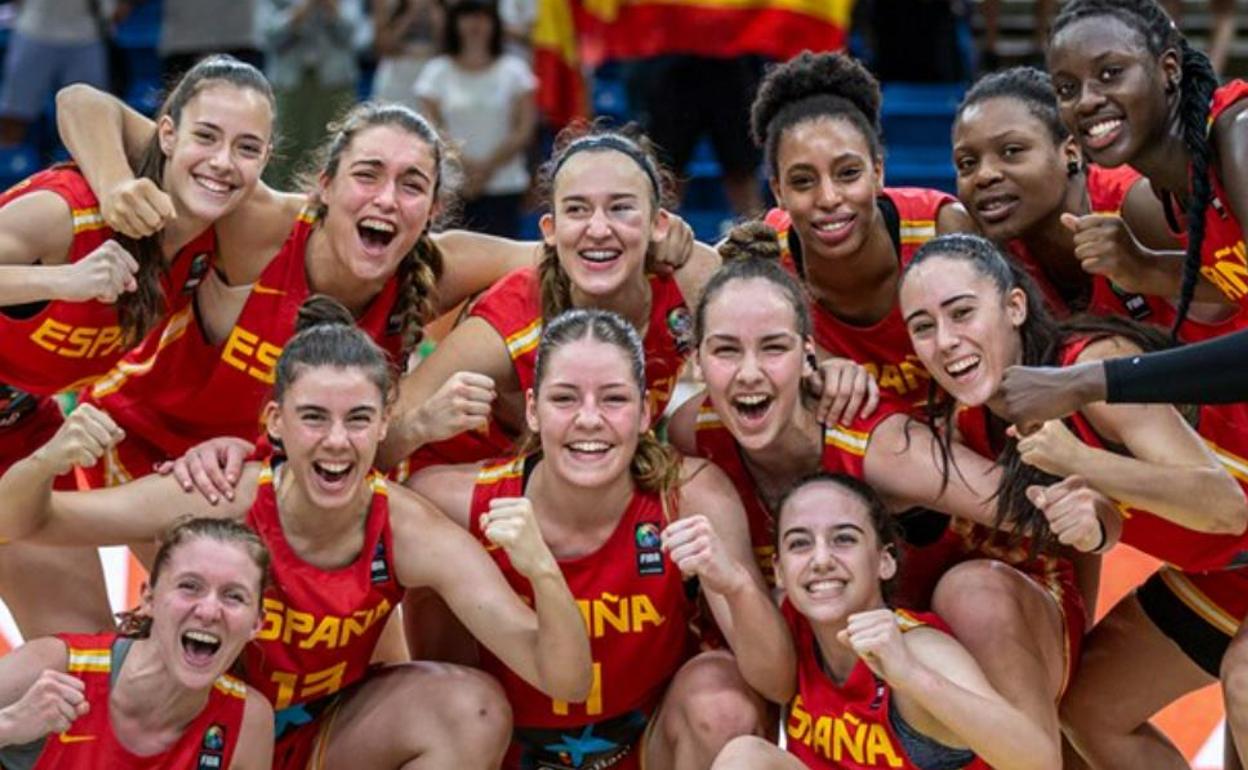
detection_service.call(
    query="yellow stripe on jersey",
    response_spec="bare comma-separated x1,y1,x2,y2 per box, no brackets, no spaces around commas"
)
214,675,248,700
504,318,542,360
695,406,723,430
369,471,389,496
1159,568,1239,636
1208,440,1248,485
71,207,106,234
67,648,111,674
258,465,275,486
297,206,319,225
477,457,524,485
899,219,937,245
895,609,925,632
90,304,195,398
824,424,869,457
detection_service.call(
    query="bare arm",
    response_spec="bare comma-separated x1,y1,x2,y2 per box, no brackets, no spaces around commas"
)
0,405,254,545
675,460,795,704
229,689,275,770
665,393,706,456
430,231,542,310
888,627,1061,770
936,200,977,234
0,192,78,304
1018,336,1248,534
56,84,152,190
390,486,592,702
1120,189,1235,304
0,638,81,748
380,316,515,467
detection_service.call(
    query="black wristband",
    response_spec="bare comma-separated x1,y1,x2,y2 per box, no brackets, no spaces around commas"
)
1091,517,1109,554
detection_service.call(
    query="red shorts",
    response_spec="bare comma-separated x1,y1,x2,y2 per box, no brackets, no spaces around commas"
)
0,395,77,490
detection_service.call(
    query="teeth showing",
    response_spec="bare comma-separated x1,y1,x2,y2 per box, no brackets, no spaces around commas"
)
359,218,395,233
805,579,846,596
1086,119,1123,138
946,355,980,376
569,441,610,452
979,196,1016,212
184,630,221,645
814,219,852,233
580,250,620,263
317,461,351,473
195,175,230,193
735,394,769,406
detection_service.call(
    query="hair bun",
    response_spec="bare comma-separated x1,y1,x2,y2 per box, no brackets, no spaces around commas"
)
718,221,783,263
295,294,354,333
751,51,881,147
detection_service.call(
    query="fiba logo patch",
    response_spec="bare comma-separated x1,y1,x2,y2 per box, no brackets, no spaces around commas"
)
183,252,211,294
196,723,226,769
635,522,664,576
667,307,693,355
370,540,392,584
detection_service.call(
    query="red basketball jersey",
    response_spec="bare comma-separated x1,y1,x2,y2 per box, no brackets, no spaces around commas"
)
690,400,909,578
765,188,955,406
0,165,212,396
404,265,694,471
1184,80,1248,310
30,632,246,770
1058,336,1248,571
470,456,699,729
86,212,404,459
241,465,405,710
783,604,989,769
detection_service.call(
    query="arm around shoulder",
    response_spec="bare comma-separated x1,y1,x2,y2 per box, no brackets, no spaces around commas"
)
229,688,275,770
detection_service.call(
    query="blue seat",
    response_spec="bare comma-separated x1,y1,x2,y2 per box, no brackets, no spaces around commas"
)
114,0,163,50
0,144,41,189
880,81,966,152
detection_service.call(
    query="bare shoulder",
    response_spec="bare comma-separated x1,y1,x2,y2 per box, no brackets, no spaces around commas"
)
936,200,976,234
216,185,308,281
405,462,482,529
1074,334,1144,364
667,391,708,455
231,686,275,770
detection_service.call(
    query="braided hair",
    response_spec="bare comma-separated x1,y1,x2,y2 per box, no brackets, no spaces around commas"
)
306,102,455,359
1051,0,1220,336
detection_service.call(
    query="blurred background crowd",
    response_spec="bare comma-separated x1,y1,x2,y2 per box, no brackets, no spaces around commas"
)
0,0,1240,242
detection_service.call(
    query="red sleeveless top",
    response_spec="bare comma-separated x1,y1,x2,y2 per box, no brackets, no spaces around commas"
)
241,465,405,710
29,632,246,770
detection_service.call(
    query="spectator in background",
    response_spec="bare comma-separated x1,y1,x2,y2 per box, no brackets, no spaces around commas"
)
258,0,365,189
626,54,766,218
416,0,536,238
370,0,443,108
159,0,263,81
0,0,109,147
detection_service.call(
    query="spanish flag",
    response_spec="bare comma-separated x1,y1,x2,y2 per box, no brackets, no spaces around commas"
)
531,0,852,128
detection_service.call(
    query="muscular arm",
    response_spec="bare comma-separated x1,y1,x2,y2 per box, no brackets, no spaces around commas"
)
380,316,517,467
0,192,77,304
1071,338,1247,534
229,689,275,770
680,460,795,704
0,448,255,546
390,487,592,702
56,85,153,197
892,628,1061,770
430,231,541,311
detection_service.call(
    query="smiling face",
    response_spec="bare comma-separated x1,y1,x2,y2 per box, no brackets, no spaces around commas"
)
266,364,389,511
317,124,439,290
541,149,669,300
526,336,650,490
157,82,272,226
954,97,1078,242
1047,15,1178,168
900,256,1027,407
145,537,263,691
776,482,895,626
770,117,884,264
698,277,814,451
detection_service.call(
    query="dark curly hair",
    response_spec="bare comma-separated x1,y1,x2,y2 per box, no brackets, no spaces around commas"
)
750,51,883,178
1050,0,1219,338
957,66,1070,144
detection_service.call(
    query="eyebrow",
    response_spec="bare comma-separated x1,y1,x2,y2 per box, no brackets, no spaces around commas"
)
191,119,266,145
559,193,641,203
903,292,976,324
350,158,434,184
786,153,863,171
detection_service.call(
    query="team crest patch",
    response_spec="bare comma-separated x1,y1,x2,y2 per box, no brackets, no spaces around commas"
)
635,522,664,576
182,252,211,294
370,540,391,584
667,306,693,355
196,723,226,768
